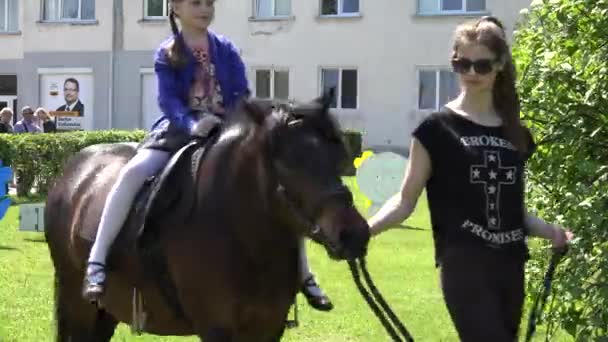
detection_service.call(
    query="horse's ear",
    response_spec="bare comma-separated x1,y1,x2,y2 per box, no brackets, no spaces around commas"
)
240,98,266,126
314,87,335,114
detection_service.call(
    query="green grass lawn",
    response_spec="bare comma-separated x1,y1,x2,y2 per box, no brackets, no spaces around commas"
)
0,178,572,341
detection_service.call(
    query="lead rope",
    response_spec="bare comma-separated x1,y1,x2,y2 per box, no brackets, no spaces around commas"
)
525,245,569,342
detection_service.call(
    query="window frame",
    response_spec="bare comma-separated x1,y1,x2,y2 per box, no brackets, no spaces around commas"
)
417,0,487,16
140,67,160,129
143,0,168,19
252,0,292,19
319,0,361,17
0,0,18,33
41,0,96,22
252,67,290,100
416,67,460,111
319,66,359,110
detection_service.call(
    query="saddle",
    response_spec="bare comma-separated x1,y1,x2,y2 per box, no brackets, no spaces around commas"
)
77,132,216,250
131,134,215,246
133,145,198,239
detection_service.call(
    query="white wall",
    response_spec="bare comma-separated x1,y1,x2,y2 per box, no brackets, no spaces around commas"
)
22,0,113,53
0,0,24,59
123,0,172,51
0,34,23,59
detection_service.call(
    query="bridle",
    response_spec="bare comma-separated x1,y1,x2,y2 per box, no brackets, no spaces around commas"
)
271,108,415,341
276,181,351,252
271,115,354,248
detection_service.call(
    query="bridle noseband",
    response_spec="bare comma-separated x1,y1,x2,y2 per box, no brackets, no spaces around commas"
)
276,182,351,253
270,107,354,251
307,182,353,223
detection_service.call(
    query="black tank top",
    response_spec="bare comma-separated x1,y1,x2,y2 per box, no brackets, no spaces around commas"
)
412,107,536,266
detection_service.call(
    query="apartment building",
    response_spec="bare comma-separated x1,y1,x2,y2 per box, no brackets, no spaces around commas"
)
0,0,531,151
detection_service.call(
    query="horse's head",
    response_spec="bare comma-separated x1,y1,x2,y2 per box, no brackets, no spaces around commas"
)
239,90,370,260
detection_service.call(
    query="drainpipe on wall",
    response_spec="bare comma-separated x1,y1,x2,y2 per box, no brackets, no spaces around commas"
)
109,0,124,129
108,45,114,128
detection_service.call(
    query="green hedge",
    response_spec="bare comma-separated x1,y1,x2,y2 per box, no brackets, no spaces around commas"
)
0,130,146,196
0,129,362,196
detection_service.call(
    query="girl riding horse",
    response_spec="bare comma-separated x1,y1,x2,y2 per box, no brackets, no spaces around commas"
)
83,0,333,312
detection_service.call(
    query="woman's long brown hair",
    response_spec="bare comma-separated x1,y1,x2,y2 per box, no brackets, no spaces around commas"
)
452,16,530,155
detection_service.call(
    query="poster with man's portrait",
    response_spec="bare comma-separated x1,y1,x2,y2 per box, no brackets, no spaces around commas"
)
39,69,93,131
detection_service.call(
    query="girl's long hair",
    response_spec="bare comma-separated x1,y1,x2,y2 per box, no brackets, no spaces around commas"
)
167,0,188,68
453,16,530,155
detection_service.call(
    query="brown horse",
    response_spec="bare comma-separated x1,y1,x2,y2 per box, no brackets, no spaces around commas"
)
44,92,370,341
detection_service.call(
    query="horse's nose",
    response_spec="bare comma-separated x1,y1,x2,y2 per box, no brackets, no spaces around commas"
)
339,224,369,259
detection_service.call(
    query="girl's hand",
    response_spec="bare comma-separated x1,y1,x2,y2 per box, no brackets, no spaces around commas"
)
551,224,574,249
191,114,222,138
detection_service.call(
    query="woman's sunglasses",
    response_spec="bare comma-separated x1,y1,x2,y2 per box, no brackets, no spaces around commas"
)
451,57,499,75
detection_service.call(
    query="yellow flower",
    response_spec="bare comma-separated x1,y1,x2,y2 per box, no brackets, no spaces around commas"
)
353,150,374,169
353,150,375,210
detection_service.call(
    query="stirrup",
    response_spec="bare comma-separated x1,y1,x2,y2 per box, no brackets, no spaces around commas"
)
301,275,334,312
82,262,106,303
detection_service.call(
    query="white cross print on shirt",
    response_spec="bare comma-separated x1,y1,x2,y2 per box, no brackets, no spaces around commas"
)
470,150,517,231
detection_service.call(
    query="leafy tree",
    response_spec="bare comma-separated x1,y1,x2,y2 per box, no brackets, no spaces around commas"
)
513,0,608,340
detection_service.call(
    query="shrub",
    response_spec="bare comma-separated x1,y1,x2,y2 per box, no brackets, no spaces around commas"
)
0,130,146,195
0,128,363,195
513,0,608,339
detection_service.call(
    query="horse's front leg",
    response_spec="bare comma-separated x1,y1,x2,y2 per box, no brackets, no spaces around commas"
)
200,327,232,342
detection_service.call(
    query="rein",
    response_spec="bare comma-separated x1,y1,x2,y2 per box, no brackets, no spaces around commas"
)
524,245,569,342
348,258,414,341
270,110,414,339
277,185,414,340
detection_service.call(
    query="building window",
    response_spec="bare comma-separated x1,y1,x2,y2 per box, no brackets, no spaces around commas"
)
144,0,168,18
141,69,161,130
321,68,358,109
320,0,360,16
418,69,460,111
418,0,485,15
254,69,290,100
43,0,95,21
255,0,291,18
0,0,18,32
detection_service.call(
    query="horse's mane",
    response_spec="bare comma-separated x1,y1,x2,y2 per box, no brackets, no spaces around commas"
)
188,93,348,230
219,96,345,147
